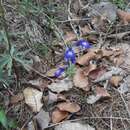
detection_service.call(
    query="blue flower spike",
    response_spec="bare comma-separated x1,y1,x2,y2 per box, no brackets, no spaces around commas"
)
64,47,76,64
76,39,92,49
54,67,65,78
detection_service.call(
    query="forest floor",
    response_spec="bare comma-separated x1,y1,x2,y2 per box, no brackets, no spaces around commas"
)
0,0,130,130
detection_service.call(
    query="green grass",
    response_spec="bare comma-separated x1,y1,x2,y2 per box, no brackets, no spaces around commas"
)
0,108,17,130
111,0,126,9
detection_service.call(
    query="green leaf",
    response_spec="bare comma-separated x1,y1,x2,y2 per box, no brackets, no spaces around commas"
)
6,57,12,76
0,54,11,70
66,64,76,78
0,109,8,129
8,119,17,129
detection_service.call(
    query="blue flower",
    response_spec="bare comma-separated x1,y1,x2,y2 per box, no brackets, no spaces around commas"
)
54,67,65,78
64,48,76,64
76,39,92,49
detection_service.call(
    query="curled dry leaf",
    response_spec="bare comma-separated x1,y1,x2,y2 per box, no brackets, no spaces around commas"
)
57,101,80,113
10,93,24,104
23,87,43,112
83,63,97,76
77,51,96,65
110,76,123,87
73,68,90,91
117,9,130,25
48,78,73,93
51,109,69,123
94,67,124,83
55,121,95,130
89,67,106,80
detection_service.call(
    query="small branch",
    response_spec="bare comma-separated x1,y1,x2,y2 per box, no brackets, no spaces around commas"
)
47,116,130,128
24,64,54,82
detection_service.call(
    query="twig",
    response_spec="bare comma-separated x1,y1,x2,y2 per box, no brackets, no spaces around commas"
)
24,64,54,82
68,0,80,40
20,115,34,130
113,88,130,118
107,31,130,40
47,116,130,128
56,17,91,23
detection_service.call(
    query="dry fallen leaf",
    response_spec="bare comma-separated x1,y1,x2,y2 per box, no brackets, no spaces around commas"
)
10,93,24,104
113,56,124,66
87,86,111,104
117,9,130,25
87,35,98,44
29,78,43,86
55,121,95,130
48,78,73,93
113,48,124,57
47,91,58,104
83,63,97,76
89,67,106,80
81,25,92,35
57,101,80,113
95,87,111,98
110,76,122,87
27,121,36,130
46,68,58,77
73,68,90,91
57,94,66,102
23,87,43,112
87,95,101,104
29,78,48,90
51,109,69,123
64,32,76,43
34,109,50,129
77,51,96,65
102,49,113,57
94,67,124,83
118,82,128,94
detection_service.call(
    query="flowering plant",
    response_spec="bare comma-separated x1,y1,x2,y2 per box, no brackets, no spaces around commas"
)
54,39,92,78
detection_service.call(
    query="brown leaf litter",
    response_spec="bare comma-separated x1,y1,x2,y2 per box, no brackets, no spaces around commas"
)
77,50,96,65
117,9,130,25
57,101,80,113
73,68,90,91
51,108,69,123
